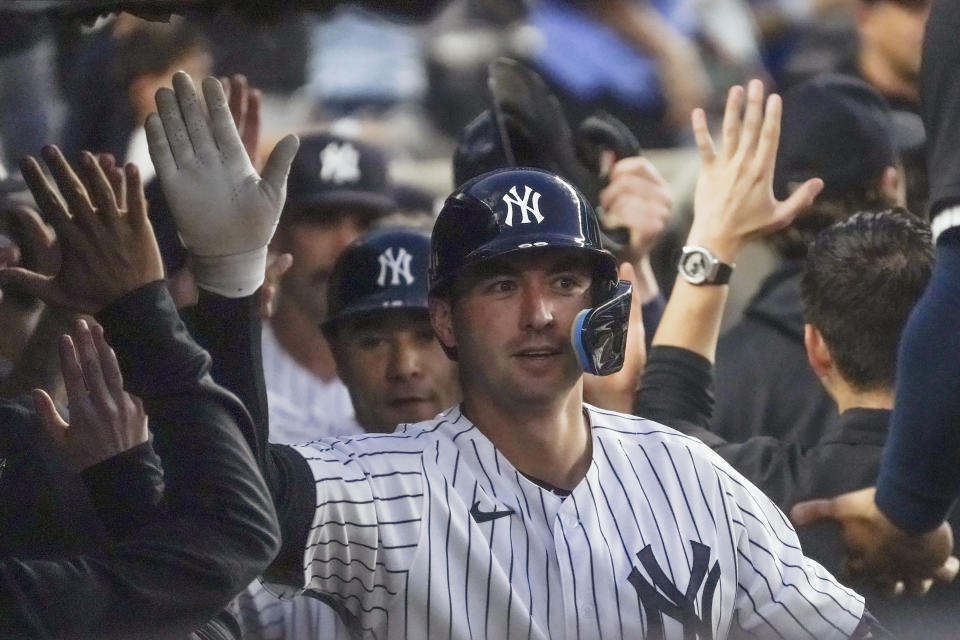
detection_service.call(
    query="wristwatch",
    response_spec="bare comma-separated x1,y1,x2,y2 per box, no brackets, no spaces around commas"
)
678,245,734,285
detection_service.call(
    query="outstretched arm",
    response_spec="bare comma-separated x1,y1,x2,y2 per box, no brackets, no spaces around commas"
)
788,0,960,594
637,79,820,420
146,71,316,586
0,148,279,639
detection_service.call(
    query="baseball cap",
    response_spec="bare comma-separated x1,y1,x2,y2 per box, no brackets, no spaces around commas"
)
774,74,897,200
322,227,430,335
285,132,396,217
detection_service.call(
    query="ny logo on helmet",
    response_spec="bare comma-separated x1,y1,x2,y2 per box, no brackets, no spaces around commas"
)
502,185,544,227
377,247,415,287
319,142,361,184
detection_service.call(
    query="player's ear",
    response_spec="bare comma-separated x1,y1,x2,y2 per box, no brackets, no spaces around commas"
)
879,165,905,207
429,297,457,354
804,324,833,379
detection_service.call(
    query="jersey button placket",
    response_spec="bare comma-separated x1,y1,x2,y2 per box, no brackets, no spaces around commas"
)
555,504,583,640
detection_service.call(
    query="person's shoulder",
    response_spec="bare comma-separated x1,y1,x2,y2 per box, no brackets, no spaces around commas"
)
587,404,717,454
294,408,462,458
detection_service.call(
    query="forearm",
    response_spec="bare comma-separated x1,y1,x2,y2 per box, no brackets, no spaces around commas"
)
80,442,164,541
192,288,316,587
875,233,960,532
0,283,280,639
636,345,714,428
651,279,729,362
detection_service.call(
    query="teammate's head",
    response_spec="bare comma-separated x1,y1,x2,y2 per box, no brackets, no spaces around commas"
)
769,74,905,258
428,168,630,408
115,16,212,125
271,133,395,323
801,208,932,394
324,228,460,432
857,0,930,93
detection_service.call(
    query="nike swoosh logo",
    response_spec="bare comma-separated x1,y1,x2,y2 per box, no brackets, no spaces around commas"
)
470,500,515,523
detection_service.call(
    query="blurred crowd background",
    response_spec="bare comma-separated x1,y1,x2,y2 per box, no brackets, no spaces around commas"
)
0,0,930,328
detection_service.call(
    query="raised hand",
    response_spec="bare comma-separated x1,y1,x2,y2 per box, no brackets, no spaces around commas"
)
0,147,164,314
599,156,673,263
33,319,148,471
145,71,299,297
689,79,824,263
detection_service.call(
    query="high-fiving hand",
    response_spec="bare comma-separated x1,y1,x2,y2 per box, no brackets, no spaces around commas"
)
688,79,824,263
0,147,164,314
146,71,299,297
33,319,148,471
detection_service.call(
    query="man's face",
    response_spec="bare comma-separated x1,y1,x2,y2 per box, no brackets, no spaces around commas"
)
272,213,366,323
333,311,460,432
860,0,931,84
434,249,594,408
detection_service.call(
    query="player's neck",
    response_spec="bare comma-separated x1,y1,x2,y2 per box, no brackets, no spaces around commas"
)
462,384,592,491
829,377,894,415
270,301,339,382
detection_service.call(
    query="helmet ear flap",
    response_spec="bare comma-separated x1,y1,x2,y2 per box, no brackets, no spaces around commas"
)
572,280,633,376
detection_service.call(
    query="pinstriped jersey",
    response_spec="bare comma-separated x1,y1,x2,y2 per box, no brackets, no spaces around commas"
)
263,404,864,639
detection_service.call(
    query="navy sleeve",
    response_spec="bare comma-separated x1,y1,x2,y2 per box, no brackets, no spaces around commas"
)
0,282,280,640
193,290,317,588
875,232,960,531
873,0,960,532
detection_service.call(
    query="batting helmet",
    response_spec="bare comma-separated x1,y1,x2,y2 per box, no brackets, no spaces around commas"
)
428,167,631,376
322,227,431,336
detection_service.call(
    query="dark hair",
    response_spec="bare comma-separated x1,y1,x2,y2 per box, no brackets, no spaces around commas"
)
801,208,933,391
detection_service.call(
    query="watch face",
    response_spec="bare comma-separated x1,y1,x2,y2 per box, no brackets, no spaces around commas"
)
681,250,708,283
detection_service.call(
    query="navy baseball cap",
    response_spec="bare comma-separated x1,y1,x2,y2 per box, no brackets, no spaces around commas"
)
774,74,897,200
322,227,430,335
285,132,396,218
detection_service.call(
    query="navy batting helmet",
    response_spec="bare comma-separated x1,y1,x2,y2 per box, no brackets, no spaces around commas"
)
429,167,631,376
323,227,430,336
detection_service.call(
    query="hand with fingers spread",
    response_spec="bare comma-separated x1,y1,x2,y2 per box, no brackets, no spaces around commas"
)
689,79,824,263
790,487,960,596
146,71,299,298
33,318,148,471
0,147,164,314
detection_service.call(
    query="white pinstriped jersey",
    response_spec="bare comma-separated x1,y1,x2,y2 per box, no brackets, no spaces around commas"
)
262,325,356,445
263,404,865,639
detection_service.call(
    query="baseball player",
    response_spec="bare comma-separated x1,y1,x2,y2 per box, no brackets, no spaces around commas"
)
148,73,877,639
238,227,462,639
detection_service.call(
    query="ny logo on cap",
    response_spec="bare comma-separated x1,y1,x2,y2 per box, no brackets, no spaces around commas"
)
377,247,415,287
502,185,543,227
319,142,361,184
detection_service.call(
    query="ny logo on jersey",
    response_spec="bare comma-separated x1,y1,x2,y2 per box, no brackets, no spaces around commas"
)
319,142,361,184
502,185,544,227
628,541,721,640
377,247,415,287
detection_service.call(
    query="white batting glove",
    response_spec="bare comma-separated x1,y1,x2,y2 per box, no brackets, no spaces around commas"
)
146,71,299,297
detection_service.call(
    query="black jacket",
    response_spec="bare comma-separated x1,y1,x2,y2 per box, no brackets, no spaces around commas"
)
0,282,280,640
639,345,960,638
712,260,837,448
